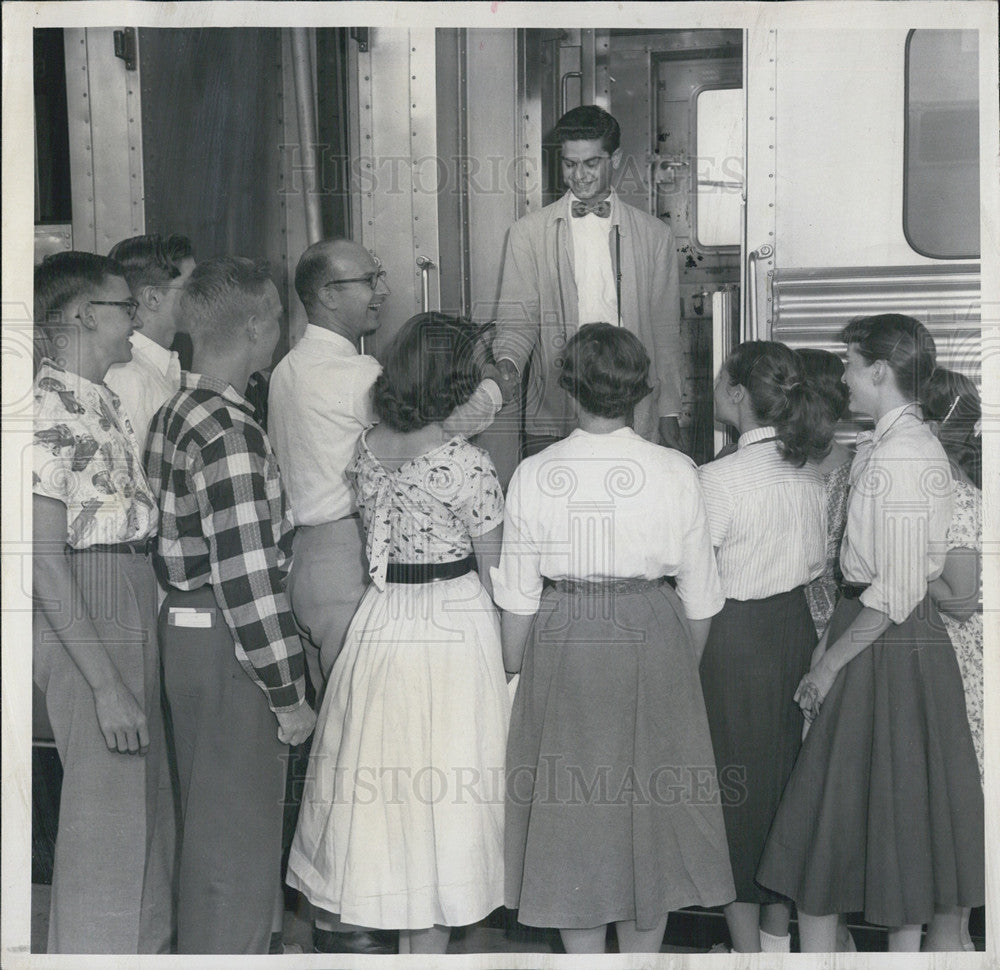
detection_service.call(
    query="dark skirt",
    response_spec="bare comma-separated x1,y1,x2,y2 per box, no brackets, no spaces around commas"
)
756,594,985,926
698,587,816,903
505,580,736,930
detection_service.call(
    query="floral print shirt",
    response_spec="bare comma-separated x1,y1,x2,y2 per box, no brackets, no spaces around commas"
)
348,433,505,590
33,360,157,547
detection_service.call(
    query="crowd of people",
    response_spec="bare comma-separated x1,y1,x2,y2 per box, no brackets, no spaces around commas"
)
31,104,984,957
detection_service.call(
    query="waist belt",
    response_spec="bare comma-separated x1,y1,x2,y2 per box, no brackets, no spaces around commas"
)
385,555,476,585
65,537,155,556
841,582,870,600
547,576,675,595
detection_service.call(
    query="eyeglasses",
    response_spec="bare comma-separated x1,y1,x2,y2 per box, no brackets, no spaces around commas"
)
77,299,140,320
326,259,387,292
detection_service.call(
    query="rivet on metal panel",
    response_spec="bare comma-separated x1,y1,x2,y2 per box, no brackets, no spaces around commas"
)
364,75,370,81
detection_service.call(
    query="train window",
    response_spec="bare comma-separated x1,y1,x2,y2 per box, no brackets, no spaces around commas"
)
693,86,743,250
904,29,980,259
34,28,72,224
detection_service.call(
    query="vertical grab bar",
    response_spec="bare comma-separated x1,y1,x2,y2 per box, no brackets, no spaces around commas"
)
560,71,582,115
416,255,436,313
745,244,773,341
290,28,323,246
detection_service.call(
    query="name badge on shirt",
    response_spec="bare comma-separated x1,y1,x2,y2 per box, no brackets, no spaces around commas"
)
168,607,216,629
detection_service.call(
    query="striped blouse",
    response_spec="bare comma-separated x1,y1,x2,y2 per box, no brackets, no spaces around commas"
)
698,425,826,601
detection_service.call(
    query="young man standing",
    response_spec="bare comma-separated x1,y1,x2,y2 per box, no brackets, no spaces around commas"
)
33,252,173,953
493,105,684,456
144,256,315,954
104,233,195,443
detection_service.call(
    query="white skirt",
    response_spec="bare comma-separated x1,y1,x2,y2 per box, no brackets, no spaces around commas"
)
287,571,508,929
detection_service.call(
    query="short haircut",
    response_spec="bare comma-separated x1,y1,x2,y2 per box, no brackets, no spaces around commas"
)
797,347,849,423
181,256,273,355
839,313,936,400
557,322,651,420
294,238,348,312
34,251,126,365
552,105,621,154
723,340,833,465
919,366,981,489
373,312,480,432
108,233,194,292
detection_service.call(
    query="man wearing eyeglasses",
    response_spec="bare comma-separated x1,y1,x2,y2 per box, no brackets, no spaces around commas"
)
104,234,196,444
268,239,502,955
32,252,173,953
493,104,684,457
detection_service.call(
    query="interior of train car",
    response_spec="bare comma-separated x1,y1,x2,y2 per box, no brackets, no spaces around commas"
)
28,20,985,955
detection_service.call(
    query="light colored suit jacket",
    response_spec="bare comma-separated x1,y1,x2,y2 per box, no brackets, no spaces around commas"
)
493,191,682,440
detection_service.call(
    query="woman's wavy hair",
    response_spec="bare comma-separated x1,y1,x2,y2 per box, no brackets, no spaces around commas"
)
919,366,981,489
373,312,481,432
557,322,652,420
839,313,937,401
796,347,850,424
723,340,834,465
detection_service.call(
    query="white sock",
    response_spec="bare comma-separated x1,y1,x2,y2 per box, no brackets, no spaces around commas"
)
759,928,791,952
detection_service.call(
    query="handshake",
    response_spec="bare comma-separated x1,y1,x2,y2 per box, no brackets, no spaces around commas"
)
481,358,521,407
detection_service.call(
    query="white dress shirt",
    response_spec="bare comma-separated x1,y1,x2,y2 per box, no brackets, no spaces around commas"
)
269,324,503,527
491,427,725,619
698,425,827,601
840,403,953,623
104,330,182,447
569,191,619,327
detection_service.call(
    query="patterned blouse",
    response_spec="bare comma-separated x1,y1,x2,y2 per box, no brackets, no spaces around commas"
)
348,432,505,590
33,360,157,548
804,458,852,637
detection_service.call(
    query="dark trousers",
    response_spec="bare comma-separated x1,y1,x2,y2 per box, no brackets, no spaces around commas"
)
160,586,286,954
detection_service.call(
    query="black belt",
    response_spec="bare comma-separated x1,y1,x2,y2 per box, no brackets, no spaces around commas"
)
385,555,476,585
65,537,155,556
545,576,676,594
841,582,870,600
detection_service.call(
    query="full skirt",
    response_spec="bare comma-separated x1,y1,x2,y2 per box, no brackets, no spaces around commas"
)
287,572,508,929
756,594,985,926
505,581,736,930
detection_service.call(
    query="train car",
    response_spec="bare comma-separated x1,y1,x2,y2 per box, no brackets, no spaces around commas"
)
4,0,997,959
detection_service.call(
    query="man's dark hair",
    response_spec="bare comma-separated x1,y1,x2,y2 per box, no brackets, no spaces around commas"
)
552,105,621,154
34,251,127,367
108,233,194,293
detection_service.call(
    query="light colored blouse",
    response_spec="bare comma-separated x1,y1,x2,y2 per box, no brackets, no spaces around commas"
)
840,403,953,623
348,432,505,590
33,360,157,548
491,427,725,619
698,425,826,601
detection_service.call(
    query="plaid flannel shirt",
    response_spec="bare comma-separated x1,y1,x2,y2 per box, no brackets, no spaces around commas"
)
144,373,306,713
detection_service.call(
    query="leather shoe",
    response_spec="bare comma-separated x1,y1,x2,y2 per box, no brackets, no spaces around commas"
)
313,927,398,955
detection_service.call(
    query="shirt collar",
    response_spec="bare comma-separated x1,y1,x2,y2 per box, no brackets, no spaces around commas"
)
858,402,923,447
300,324,360,355
38,358,101,395
182,371,255,414
737,425,778,449
129,330,178,376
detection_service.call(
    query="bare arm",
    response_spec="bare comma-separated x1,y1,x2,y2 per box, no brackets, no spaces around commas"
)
471,523,503,601
686,616,712,664
33,495,149,754
928,545,980,624
794,606,892,719
501,609,535,678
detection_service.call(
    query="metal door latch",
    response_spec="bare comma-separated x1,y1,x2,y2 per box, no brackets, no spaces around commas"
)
113,27,137,71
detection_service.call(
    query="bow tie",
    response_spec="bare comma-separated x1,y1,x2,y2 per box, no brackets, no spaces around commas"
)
571,198,611,218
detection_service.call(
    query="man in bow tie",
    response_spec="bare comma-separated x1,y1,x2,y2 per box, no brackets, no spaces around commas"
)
493,104,684,456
